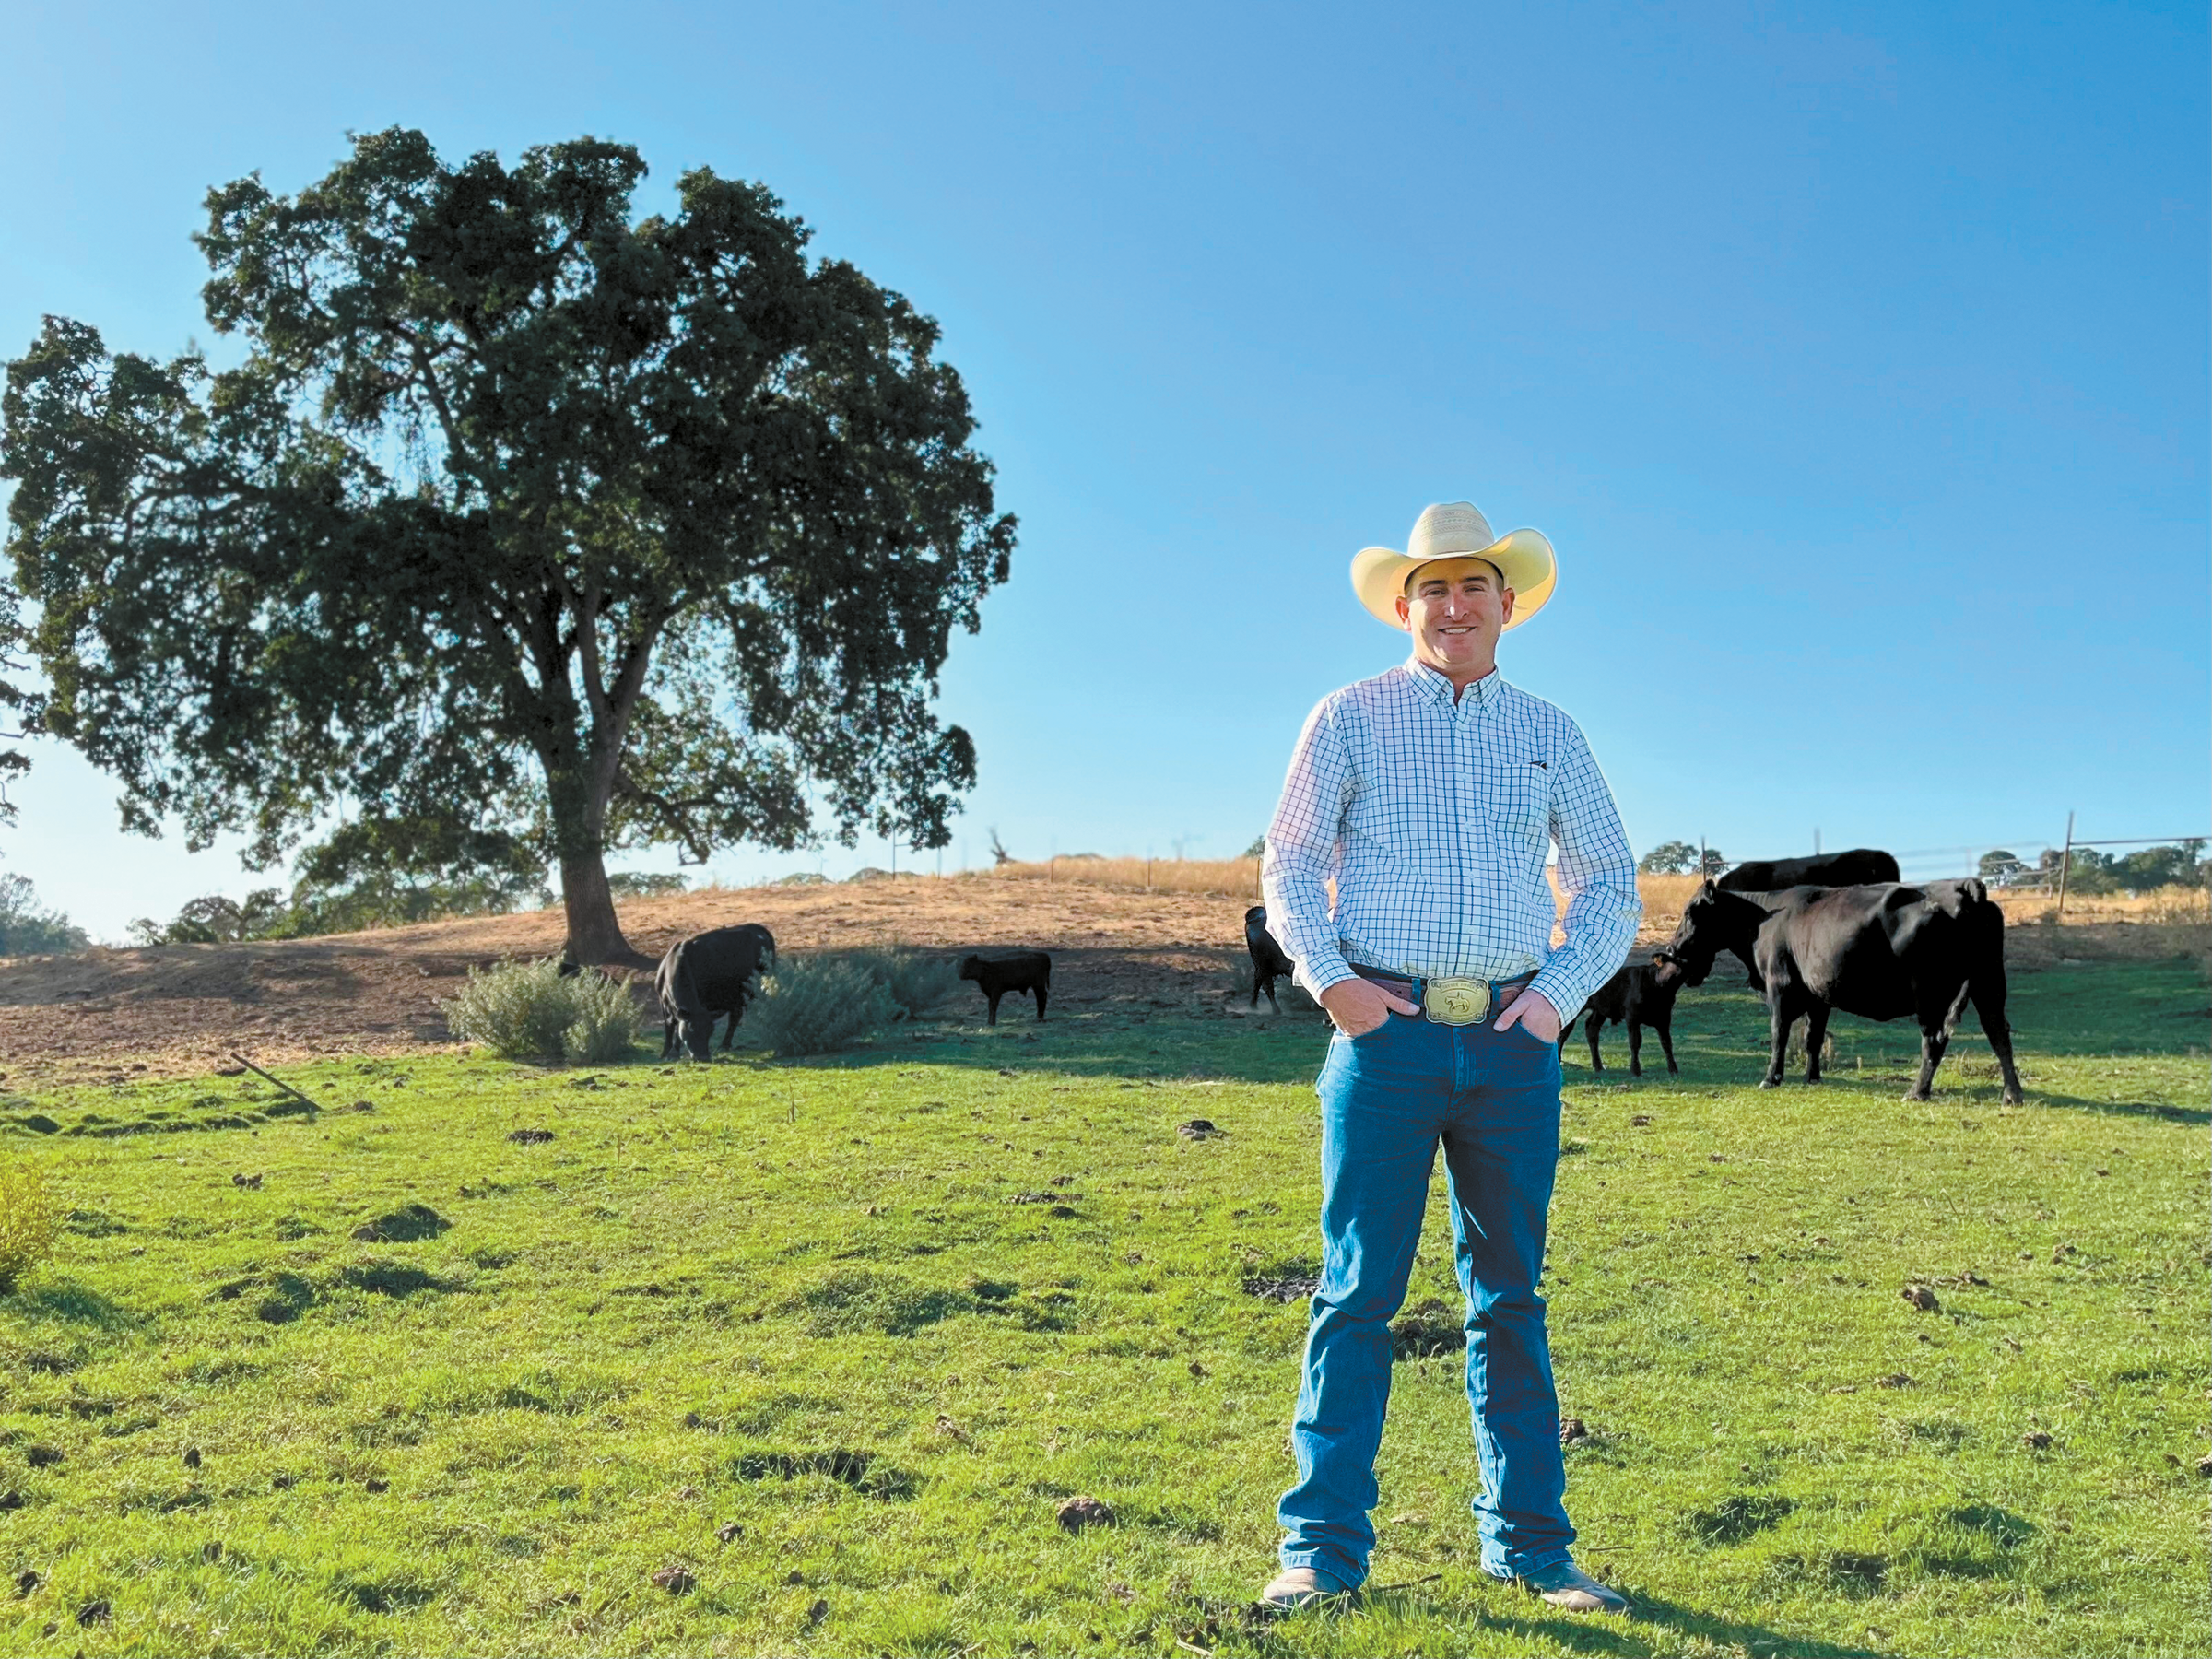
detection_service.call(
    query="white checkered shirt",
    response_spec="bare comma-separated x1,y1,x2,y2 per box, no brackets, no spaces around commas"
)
1262,658,1641,1022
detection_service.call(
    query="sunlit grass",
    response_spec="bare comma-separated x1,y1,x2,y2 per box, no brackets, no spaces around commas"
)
1,960,2204,1656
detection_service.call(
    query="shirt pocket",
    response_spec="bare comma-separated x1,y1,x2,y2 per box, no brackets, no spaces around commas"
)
1492,760,1553,845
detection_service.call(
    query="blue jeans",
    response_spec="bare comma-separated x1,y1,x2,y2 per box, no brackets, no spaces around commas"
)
1277,1008,1574,1586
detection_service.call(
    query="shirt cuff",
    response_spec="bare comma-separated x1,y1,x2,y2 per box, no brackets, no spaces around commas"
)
1295,947,1358,998
1524,973,1581,1027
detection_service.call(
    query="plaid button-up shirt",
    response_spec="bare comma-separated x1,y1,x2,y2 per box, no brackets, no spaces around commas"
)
1261,658,1641,1022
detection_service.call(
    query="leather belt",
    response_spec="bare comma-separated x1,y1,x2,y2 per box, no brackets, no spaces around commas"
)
1350,963,1537,1026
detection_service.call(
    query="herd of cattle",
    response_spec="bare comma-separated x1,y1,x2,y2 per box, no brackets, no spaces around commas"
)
641,844,2021,1102
1246,846,2024,1103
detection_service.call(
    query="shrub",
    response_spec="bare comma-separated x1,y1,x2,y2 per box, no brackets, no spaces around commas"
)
443,958,641,1064
560,969,643,1064
746,956,896,1056
856,948,960,1020
0,1161,56,1293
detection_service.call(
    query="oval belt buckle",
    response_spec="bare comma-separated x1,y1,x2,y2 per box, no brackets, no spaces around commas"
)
1423,977,1489,1025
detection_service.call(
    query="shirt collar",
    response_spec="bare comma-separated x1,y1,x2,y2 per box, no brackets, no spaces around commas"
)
1405,656,1500,711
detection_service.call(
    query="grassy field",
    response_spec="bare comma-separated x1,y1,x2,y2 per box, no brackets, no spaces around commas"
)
1,959,2205,1657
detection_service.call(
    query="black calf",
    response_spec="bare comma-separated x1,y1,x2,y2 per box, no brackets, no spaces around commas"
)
1243,905,1298,1012
957,950,1052,1025
1565,961,1680,1077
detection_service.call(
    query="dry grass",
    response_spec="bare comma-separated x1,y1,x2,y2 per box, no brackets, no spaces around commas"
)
980,856,1265,900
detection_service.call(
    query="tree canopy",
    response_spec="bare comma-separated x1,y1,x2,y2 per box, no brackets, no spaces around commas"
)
2,129,1014,961
1639,840,1725,876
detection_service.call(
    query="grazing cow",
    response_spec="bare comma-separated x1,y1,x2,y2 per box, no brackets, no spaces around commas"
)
1653,877,2022,1103
655,926,771,1060
957,950,1052,1025
1244,905,1299,1012
1565,960,1681,1077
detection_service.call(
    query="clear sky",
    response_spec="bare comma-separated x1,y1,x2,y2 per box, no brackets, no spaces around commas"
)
3,1,2206,937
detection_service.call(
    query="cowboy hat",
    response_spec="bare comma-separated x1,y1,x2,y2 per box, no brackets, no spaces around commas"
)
1350,501,1557,630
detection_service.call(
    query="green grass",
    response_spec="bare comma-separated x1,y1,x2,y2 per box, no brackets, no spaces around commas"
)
1,960,2205,1656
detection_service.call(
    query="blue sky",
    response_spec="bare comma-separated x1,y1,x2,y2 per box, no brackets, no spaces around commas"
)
3,1,2206,936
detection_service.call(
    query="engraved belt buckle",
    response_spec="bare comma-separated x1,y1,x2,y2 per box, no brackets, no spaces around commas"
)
1422,977,1490,1025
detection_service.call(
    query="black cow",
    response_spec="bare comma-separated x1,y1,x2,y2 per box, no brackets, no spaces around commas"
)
1244,905,1299,1012
1653,877,2022,1103
1711,851,1901,991
1565,960,1680,1077
1717,848,1900,894
655,926,771,1060
958,950,1051,1025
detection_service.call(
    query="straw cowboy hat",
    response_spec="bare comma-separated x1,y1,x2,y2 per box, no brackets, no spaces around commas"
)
1350,501,1557,630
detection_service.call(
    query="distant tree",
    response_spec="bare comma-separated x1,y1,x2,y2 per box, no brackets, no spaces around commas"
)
1978,849,2029,884
129,888,290,947
989,830,1015,865
0,874,89,956
606,871,688,899
1639,841,1699,875
2110,840,2207,893
2039,846,2116,896
1243,835,1266,859
2,128,1014,966
285,812,549,931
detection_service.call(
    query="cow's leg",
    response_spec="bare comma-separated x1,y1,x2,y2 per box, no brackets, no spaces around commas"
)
1655,1012,1678,1075
661,1018,678,1061
721,1006,737,1052
1627,1019,1644,1077
1585,1015,1605,1073
1265,978,1281,1014
1762,994,1796,1088
1908,986,1966,1100
1970,969,2026,1105
1250,968,1262,1009
1801,1003,1830,1085
1034,982,1049,1022
985,990,1002,1027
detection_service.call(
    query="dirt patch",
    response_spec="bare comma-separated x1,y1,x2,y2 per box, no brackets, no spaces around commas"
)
0,877,1271,1081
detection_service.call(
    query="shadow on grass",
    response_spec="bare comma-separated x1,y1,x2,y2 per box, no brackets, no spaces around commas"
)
630,959,2205,1101
2,1280,146,1330
1350,1585,1886,1659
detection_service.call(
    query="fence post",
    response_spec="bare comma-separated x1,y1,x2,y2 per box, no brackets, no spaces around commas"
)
1048,855,1055,886
1145,858,1152,892
2054,810,2075,921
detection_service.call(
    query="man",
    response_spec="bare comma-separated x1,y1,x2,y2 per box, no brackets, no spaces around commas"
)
1258,500,1641,1615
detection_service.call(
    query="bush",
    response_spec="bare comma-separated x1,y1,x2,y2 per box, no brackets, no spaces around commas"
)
0,1161,56,1293
559,968,644,1064
746,956,897,1056
443,957,641,1064
856,948,960,1020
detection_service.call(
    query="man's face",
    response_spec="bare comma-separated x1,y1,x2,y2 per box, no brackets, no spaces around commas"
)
1394,556,1514,675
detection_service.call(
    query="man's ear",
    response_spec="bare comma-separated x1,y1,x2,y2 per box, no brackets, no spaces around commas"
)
1500,585,1516,625
1394,592,1413,629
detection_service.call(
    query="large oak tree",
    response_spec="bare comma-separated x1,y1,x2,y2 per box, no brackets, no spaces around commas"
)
1,129,1014,962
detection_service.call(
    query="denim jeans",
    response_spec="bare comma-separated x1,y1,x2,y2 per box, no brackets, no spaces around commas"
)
1277,1007,1574,1586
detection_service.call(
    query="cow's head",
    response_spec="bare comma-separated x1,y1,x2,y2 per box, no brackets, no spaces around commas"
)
955,954,982,982
1660,878,1760,987
677,1013,716,1062
1647,948,1687,991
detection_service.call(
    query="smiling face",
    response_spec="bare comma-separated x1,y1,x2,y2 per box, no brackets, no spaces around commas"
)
1394,556,1514,685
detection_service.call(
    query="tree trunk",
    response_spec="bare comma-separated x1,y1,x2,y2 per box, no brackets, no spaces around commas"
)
559,846,653,970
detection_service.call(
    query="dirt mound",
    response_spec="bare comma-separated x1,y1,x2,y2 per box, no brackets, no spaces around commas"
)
0,877,1265,1082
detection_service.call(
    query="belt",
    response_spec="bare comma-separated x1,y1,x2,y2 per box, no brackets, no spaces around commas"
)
1350,963,1537,1026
